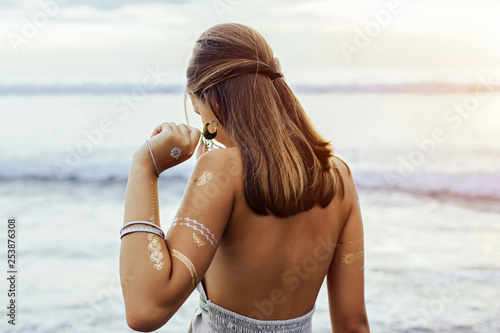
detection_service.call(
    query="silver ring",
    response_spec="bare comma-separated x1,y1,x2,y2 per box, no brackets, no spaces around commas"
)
170,147,182,160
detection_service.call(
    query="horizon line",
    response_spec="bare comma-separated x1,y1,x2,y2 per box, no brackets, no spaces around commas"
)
0,81,499,95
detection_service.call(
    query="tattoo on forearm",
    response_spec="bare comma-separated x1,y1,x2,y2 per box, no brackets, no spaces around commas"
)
190,171,212,186
150,181,156,223
169,248,198,289
171,217,218,250
147,233,164,270
340,250,364,265
193,233,205,247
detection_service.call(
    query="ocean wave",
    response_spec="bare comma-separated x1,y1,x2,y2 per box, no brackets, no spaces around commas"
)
1,161,499,201
0,161,192,184
353,168,500,201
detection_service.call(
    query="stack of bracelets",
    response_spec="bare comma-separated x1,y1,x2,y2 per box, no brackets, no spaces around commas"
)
120,221,164,240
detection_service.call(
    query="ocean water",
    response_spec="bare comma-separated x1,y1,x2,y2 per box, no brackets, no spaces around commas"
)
0,92,499,332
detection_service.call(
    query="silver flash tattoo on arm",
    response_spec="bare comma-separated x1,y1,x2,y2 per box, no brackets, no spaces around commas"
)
190,171,212,186
147,233,164,270
171,217,218,250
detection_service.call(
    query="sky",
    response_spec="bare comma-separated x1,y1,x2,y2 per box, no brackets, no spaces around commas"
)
1,0,499,86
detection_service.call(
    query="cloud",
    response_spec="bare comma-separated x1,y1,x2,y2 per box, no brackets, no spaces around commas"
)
1,0,192,10
0,0,499,85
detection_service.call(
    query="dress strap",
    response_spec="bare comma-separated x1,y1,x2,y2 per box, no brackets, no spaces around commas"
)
199,293,209,315
196,279,209,315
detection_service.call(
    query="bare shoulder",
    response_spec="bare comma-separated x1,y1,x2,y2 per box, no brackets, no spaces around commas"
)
330,155,358,206
330,155,352,179
193,147,243,187
195,147,242,168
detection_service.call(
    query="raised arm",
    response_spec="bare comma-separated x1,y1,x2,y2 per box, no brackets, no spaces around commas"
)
119,122,240,332
327,159,370,333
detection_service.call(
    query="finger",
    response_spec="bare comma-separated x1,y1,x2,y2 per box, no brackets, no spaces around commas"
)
178,123,190,138
187,124,199,133
189,126,201,144
156,122,173,138
168,122,180,135
150,122,167,137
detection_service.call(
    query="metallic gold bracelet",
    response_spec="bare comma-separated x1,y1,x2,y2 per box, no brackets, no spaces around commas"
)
169,249,198,289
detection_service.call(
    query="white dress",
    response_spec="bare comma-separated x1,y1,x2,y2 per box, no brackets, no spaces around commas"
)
187,280,315,333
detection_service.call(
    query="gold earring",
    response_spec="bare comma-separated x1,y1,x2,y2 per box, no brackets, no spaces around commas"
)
201,120,218,148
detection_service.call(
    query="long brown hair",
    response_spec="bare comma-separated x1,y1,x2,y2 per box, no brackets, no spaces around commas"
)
186,23,350,218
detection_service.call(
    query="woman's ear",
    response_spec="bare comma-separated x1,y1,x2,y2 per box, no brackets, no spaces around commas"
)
203,90,222,122
210,99,221,118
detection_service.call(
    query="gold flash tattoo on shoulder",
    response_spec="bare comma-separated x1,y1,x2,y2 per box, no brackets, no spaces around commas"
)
147,233,164,270
193,233,205,247
190,171,212,186
340,250,364,265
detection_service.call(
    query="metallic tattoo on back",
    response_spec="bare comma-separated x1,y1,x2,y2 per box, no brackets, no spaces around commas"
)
190,171,212,186
340,250,364,265
147,233,164,270
171,217,218,250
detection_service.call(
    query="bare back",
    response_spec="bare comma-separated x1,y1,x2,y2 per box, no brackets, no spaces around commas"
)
203,154,354,320
121,133,368,332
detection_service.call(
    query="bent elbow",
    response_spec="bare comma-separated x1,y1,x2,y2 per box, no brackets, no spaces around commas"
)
335,315,370,333
341,325,369,333
346,318,370,333
348,328,369,333
126,313,158,332
126,317,155,332
125,305,173,332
